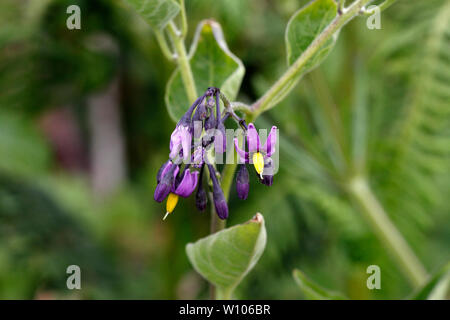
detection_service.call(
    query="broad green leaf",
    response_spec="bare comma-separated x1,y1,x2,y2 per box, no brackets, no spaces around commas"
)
186,213,266,299
293,269,346,300
411,263,450,300
261,0,337,110
124,0,180,30
286,0,337,67
165,20,245,121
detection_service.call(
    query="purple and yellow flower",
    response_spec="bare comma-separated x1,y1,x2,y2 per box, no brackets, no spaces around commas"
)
154,161,199,220
154,87,277,221
234,123,277,179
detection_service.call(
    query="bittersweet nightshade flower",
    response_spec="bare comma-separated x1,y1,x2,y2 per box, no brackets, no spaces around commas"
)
155,87,277,221
236,164,249,200
234,123,277,179
208,164,228,220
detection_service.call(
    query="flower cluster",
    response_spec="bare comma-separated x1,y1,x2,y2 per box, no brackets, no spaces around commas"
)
154,87,277,220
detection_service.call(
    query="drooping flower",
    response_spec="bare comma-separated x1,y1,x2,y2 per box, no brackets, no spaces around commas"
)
234,123,277,179
154,163,199,220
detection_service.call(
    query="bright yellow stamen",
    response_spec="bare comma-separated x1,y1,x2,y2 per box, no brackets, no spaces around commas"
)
164,193,179,220
252,152,264,179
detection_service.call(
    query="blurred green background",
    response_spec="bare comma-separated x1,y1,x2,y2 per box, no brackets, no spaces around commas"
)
0,0,449,299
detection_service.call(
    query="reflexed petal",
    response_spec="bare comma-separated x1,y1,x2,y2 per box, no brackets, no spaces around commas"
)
156,160,170,184
180,126,192,161
154,163,179,203
262,126,277,157
234,138,248,163
174,169,199,197
247,123,260,153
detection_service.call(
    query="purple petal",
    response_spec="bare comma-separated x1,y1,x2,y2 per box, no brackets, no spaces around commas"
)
247,123,260,153
234,138,248,163
174,169,199,197
180,126,192,161
154,163,179,202
169,125,192,161
262,126,277,157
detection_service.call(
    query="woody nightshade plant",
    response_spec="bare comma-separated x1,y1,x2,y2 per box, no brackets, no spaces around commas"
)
126,0,427,299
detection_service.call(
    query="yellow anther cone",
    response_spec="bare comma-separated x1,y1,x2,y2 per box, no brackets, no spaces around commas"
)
252,152,264,179
164,193,179,220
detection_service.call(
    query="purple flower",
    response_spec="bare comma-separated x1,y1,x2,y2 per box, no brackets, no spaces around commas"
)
236,164,249,200
234,123,277,179
207,164,228,220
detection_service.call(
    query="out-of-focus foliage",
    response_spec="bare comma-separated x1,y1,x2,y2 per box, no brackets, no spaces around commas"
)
0,0,448,299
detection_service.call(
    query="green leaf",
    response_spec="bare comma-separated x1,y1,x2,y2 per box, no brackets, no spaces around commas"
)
186,213,266,299
286,0,337,68
124,0,180,30
165,20,245,121
263,0,337,111
411,263,450,300
293,269,346,300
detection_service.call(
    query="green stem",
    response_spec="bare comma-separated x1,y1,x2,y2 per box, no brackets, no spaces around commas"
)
178,0,188,38
347,176,428,288
363,0,397,15
167,21,197,103
154,30,174,61
251,0,374,116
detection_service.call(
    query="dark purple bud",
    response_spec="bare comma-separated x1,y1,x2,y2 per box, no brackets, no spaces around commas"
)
207,164,229,220
154,162,178,202
236,164,249,200
195,165,207,211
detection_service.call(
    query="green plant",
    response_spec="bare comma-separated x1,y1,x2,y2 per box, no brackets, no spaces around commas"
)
121,0,449,300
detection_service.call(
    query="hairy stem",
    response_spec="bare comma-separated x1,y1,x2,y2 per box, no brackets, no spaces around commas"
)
347,176,428,288
251,0,374,116
167,22,197,103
